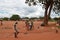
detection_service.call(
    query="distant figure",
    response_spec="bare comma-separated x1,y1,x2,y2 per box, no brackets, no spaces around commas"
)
55,20,60,33
14,22,19,38
25,20,29,31
56,29,58,33
0,20,3,26
57,19,60,25
29,20,33,30
55,26,58,33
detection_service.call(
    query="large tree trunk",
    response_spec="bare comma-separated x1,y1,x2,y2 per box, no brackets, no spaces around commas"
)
48,2,53,19
41,0,53,26
42,0,50,26
43,5,49,26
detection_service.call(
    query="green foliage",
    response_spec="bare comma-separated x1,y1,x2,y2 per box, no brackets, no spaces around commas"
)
58,26,60,28
3,17,9,21
29,17,38,20
23,17,29,19
53,17,59,21
25,0,60,13
25,0,37,6
10,14,20,21
53,0,60,14
39,16,44,19
48,17,54,21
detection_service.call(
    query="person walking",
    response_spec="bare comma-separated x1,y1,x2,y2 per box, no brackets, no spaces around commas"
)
14,22,19,38
0,19,3,26
25,20,29,31
29,20,33,30
55,19,60,33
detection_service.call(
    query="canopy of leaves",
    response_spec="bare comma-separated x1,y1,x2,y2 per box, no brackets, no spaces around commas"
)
53,17,59,21
3,17,9,21
25,0,60,14
30,17,38,19
39,16,44,19
10,15,20,21
22,17,29,19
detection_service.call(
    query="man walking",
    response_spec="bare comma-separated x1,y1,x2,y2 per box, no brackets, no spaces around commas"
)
14,21,19,38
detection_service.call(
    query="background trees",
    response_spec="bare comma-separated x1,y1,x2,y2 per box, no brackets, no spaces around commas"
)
25,0,60,26
10,14,20,21
3,17,9,21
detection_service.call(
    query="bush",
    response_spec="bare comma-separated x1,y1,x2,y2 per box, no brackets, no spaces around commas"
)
3,17,9,21
10,15,20,21
57,26,60,28
39,17,44,19
53,17,59,21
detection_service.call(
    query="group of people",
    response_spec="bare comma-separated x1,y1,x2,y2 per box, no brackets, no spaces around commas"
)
13,20,34,38
25,19,33,31
13,19,60,38
0,19,60,38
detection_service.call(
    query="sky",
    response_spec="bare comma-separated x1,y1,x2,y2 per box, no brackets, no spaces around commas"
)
0,0,59,18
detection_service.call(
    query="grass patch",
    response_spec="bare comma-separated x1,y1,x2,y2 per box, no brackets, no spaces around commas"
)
49,19,56,22
57,26,60,29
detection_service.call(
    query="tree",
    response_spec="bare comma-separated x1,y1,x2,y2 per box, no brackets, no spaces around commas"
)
3,17,9,21
39,16,44,19
10,15,20,21
25,0,60,26
29,17,38,20
54,17,59,21
23,17,29,19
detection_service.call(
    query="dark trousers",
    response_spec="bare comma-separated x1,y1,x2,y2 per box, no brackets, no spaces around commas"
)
14,27,19,38
30,25,32,30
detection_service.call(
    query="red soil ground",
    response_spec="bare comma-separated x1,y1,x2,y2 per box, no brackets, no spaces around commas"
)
0,21,60,40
